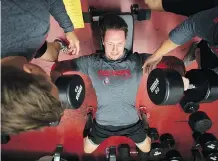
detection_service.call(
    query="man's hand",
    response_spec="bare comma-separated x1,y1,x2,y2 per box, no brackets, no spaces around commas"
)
65,31,80,55
143,55,163,74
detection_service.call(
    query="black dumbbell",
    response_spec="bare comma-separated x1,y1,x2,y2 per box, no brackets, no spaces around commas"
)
53,144,63,161
180,69,218,113
191,148,202,161
165,150,183,161
188,111,212,133
147,68,218,113
55,74,86,109
160,133,183,161
147,128,159,142
106,146,117,161
202,151,218,161
136,146,149,161
118,144,149,161
193,132,218,152
149,142,165,161
1,133,10,144
141,111,159,142
118,144,131,161
192,147,218,161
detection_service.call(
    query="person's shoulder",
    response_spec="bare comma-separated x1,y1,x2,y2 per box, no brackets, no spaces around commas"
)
128,52,151,59
80,52,102,63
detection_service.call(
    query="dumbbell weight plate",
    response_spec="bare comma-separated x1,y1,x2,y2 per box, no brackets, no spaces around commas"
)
166,150,183,161
147,68,184,105
179,97,199,113
188,111,212,133
160,133,175,149
136,146,149,161
203,152,218,161
55,75,86,109
184,69,210,103
118,144,131,161
149,142,164,161
199,133,218,152
148,128,159,141
200,69,218,103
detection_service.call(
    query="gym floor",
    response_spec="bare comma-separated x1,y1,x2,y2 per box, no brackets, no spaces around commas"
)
2,0,218,160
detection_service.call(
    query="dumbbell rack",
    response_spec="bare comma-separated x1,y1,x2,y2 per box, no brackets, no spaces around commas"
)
189,111,218,161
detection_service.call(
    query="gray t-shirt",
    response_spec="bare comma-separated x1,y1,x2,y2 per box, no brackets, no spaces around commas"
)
1,0,73,60
71,51,150,126
169,7,218,56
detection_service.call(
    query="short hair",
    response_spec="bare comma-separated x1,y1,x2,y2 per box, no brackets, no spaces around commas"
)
100,14,128,39
1,66,64,134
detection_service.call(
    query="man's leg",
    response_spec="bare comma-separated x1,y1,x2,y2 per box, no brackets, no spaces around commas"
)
128,120,151,153
136,137,151,153
83,120,108,153
144,0,215,16
83,136,99,154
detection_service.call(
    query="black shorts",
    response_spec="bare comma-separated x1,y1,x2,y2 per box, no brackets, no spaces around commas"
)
34,41,48,58
162,0,217,16
198,40,218,69
88,119,147,145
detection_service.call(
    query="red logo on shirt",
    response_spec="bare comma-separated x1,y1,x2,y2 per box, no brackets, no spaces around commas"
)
213,17,218,23
98,69,131,79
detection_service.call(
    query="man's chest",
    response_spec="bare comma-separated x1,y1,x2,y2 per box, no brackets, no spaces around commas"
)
88,62,142,102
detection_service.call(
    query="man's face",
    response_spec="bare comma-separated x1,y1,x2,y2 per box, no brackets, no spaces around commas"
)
103,29,126,60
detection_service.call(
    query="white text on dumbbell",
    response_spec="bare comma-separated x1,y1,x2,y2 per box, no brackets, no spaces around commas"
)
150,78,160,94
75,85,83,101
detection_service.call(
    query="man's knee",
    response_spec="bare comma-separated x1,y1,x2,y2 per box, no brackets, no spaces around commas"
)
144,0,164,11
136,137,151,153
83,137,99,154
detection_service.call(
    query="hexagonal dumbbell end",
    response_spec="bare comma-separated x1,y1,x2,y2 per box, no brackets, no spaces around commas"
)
160,133,175,149
149,143,165,161
136,146,149,161
147,128,159,142
118,144,130,161
189,111,212,133
147,68,184,105
166,150,183,161
193,132,218,152
203,151,218,161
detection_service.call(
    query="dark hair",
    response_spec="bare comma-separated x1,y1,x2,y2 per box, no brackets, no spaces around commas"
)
100,14,128,38
1,66,64,134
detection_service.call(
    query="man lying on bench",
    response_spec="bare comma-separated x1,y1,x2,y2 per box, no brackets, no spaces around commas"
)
51,14,185,153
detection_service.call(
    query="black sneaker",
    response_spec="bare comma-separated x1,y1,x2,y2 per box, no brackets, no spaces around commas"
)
183,42,199,66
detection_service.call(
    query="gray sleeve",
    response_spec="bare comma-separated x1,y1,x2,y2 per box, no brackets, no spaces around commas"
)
136,53,151,67
169,17,195,45
49,0,74,32
71,56,92,75
140,53,152,63
52,56,93,76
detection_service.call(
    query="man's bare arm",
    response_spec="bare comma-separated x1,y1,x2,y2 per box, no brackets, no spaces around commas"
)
50,60,77,82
